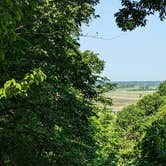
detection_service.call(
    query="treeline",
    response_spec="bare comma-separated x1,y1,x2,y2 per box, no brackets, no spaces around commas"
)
115,81,161,90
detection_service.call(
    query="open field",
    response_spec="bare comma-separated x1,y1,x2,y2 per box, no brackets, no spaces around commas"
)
105,88,156,111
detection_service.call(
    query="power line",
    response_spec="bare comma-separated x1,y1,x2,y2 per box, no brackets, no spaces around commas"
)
80,33,125,41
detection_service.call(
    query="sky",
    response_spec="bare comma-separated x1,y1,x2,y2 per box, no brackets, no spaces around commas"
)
80,0,166,81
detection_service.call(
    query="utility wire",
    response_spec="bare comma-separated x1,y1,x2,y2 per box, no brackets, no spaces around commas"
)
80,33,125,41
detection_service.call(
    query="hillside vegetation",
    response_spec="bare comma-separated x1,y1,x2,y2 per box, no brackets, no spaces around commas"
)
114,81,166,165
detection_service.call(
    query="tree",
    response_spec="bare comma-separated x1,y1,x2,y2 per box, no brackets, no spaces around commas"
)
0,0,112,165
91,109,118,166
158,80,166,96
115,0,166,31
138,105,166,165
115,81,166,165
115,105,146,165
137,93,163,116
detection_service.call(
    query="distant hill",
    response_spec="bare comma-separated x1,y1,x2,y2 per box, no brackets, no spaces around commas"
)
113,81,162,90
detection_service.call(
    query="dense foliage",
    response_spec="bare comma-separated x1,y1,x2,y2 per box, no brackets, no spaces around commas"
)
115,81,166,165
138,106,166,165
158,80,166,96
0,0,117,165
116,0,166,31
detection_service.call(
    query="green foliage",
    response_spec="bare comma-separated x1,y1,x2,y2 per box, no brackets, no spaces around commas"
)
82,50,105,75
115,81,166,165
115,105,146,165
114,2,166,164
138,106,166,166
1,0,166,165
137,93,163,116
0,0,117,165
116,105,146,135
158,80,166,96
96,77,116,94
91,109,118,166
93,77,115,110
115,0,166,31
0,69,46,99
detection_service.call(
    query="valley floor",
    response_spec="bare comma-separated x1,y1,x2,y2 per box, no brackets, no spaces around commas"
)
105,88,155,111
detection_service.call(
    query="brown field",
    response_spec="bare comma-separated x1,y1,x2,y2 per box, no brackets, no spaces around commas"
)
104,88,155,111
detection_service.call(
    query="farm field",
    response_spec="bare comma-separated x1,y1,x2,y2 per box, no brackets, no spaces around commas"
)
105,88,156,111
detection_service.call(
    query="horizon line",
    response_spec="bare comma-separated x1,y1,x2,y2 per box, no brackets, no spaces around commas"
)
111,80,164,82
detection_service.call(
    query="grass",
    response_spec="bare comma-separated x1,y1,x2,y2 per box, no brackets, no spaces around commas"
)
104,88,155,111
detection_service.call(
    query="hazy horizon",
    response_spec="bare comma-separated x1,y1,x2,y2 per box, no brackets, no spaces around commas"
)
112,80,163,82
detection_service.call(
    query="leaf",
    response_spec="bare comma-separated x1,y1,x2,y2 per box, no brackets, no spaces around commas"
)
0,50,5,62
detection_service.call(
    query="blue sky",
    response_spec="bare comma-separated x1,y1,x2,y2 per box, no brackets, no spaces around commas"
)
80,0,166,81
